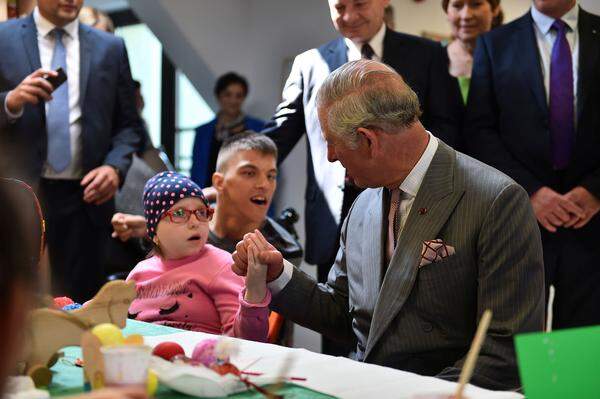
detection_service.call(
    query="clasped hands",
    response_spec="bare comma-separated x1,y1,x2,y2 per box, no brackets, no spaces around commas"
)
232,230,285,286
531,186,600,232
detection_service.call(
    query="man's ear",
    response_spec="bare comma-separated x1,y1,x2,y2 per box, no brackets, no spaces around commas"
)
356,127,381,158
212,172,224,191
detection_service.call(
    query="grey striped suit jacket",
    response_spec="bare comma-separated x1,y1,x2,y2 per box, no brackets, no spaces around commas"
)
270,140,545,391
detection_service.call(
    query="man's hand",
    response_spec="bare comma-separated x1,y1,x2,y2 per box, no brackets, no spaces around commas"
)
5,69,56,114
202,186,217,202
563,186,600,229
530,186,585,232
232,229,284,282
111,213,147,241
81,165,120,205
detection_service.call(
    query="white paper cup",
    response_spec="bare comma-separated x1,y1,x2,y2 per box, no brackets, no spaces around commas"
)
101,345,152,387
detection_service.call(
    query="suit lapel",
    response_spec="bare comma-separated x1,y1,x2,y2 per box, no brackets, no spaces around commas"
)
576,8,600,125
79,24,92,108
365,141,465,358
318,37,348,73
365,189,385,290
381,28,403,65
517,14,548,119
21,14,41,72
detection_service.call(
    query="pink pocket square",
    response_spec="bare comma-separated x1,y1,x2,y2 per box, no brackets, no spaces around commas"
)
420,239,455,268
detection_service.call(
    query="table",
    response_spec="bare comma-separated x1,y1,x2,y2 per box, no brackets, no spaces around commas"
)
49,320,523,399
49,320,332,399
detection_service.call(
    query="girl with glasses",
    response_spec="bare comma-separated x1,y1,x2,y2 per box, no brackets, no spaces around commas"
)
126,172,270,342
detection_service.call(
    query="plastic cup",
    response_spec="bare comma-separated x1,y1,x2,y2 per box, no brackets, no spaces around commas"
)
101,345,152,387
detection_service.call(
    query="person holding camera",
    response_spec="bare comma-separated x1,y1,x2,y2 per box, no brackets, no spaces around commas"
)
0,0,144,303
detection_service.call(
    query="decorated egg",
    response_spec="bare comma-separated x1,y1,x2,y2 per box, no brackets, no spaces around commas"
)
91,323,124,346
152,342,185,361
124,334,145,345
191,339,218,367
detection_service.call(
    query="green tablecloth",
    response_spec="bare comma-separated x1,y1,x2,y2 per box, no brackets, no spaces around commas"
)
48,320,334,398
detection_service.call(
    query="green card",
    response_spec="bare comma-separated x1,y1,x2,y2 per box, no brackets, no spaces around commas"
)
515,325,600,399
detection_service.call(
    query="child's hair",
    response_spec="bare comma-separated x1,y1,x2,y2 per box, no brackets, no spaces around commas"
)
215,131,278,173
0,178,43,305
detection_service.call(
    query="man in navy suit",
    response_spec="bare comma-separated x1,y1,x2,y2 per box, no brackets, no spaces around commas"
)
264,0,460,284
466,0,600,328
0,0,143,302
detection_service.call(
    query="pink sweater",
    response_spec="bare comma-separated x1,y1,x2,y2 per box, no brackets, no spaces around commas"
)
126,244,270,342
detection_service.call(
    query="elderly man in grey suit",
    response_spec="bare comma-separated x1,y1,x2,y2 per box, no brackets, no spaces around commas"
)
232,60,545,391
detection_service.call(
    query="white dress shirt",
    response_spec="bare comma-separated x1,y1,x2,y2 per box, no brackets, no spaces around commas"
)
4,8,83,179
345,22,386,62
269,132,440,295
531,4,579,117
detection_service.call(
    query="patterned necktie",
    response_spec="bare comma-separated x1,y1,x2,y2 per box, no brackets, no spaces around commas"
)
361,43,375,60
386,188,401,262
549,19,574,170
46,28,71,172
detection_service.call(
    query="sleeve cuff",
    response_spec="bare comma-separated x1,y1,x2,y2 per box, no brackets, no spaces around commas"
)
267,259,294,295
4,95,23,120
239,287,272,308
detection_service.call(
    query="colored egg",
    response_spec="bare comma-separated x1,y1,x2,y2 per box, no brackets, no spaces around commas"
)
191,339,218,367
152,342,185,361
91,323,124,346
123,334,144,345
147,370,158,396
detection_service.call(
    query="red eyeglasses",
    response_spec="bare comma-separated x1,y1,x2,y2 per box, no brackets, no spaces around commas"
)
161,207,214,224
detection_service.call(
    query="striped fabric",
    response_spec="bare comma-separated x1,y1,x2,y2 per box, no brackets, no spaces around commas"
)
271,141,545,391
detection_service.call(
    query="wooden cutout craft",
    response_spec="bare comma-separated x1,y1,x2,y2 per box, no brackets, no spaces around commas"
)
23,280,136,387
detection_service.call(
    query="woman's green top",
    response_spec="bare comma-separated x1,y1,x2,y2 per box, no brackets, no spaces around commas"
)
457,76,471,104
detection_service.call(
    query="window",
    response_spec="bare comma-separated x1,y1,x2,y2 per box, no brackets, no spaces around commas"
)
114,24,162,147
175,70,215,176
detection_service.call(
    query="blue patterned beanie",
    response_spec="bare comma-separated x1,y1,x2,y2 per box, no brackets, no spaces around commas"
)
143,171,208,238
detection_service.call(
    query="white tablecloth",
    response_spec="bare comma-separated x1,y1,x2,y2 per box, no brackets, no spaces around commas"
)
144,331,523,399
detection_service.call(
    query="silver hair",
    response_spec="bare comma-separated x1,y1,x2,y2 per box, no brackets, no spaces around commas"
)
316,59,422,149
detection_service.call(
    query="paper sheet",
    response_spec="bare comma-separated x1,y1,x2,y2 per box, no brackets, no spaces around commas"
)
144,332,523,399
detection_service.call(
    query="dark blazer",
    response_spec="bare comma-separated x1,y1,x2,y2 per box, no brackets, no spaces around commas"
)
264,28,462,264
465,8,600,199
190,115,265,187
271,142,545,391
465,9,600,318
0,14,142,221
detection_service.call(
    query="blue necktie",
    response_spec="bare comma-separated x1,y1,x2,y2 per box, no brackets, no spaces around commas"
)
46,28,71,172
549,19,574,170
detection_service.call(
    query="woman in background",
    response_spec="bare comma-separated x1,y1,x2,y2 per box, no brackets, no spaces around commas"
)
443,0,502,104
191,73,264,188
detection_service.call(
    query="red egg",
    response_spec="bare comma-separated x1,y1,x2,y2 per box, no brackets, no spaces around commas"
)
152,342,185,361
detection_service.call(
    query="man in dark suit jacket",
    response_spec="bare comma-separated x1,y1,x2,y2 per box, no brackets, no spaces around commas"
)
466,0,600,328
264,0,460,289
0,0,142,302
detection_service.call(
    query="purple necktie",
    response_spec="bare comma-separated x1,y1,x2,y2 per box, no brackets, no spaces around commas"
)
549,19,574,170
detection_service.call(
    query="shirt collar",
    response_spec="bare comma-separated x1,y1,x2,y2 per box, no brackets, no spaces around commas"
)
398,131,439,198
344,21,386,59
531,3,578,35
33,7,79,40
